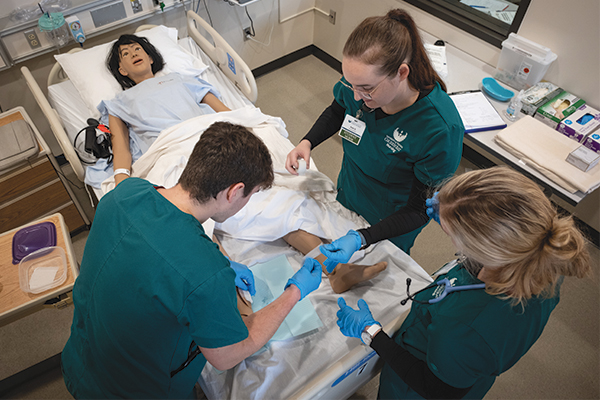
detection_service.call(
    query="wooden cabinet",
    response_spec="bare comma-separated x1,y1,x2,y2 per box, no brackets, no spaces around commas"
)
0,107,89,234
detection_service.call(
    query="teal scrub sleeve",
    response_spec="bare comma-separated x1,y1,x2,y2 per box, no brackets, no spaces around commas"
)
179,267,249,349
426,318,498,388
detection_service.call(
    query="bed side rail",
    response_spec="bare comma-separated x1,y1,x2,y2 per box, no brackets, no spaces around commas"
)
21,66,86,182
186,10,258,103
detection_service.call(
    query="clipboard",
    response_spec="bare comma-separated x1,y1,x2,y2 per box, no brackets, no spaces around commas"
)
450,90,507,133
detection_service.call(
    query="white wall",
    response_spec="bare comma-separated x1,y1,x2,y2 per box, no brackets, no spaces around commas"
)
313,0,599,231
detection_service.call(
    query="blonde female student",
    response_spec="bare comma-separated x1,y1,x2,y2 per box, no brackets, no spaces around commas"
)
336,167,591,399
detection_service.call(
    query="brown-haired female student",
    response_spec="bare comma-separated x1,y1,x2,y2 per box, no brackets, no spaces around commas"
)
336,166,592,399
285,9,464,268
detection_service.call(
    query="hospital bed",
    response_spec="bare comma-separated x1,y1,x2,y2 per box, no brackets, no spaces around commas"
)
21,11,433,399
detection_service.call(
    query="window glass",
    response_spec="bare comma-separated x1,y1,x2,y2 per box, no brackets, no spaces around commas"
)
403,0,531,48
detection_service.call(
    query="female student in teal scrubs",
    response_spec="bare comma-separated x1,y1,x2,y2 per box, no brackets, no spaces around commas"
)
285,9,464,261
336,167,591,399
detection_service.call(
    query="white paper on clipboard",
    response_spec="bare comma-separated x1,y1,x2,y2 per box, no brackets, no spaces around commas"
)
450,91,507,133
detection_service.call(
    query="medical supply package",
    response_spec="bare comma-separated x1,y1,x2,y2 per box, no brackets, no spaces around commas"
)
583,132,600,155
534,91,585,129
566,145,600,172
521,82,562,116
557,105,600,143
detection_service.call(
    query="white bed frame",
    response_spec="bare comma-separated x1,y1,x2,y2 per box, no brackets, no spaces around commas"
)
21,10,257,184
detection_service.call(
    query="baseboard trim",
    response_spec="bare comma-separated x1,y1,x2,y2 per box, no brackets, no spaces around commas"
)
252,45,341,78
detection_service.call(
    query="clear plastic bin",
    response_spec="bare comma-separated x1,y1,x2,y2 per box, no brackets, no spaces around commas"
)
494,33,557,90
19,246,67,294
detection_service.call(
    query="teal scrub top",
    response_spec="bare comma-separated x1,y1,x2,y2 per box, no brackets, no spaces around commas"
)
334,81,464,251
62,178,248,399
378,263,560,399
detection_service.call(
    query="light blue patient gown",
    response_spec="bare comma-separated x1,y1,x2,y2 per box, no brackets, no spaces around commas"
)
85,72,220,188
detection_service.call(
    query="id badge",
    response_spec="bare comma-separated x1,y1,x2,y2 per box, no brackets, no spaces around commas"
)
338,114,366,145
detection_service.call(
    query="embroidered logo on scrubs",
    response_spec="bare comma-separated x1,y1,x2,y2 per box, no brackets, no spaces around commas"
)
393,128,408,143
384,128,408,153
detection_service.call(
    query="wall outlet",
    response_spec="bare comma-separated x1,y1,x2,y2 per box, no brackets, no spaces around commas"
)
243,27,252,41
329,9,336,24
24,29,41,50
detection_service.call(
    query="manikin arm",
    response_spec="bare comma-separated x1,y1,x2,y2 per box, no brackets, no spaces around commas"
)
108,114,132,186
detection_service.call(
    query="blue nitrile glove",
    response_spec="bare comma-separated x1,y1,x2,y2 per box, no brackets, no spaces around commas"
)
319,230,363,273
425,191,440,224
228,258,256,296
336,298,378,339
285,258,322,301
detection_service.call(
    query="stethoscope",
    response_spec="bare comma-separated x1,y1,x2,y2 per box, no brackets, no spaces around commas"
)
400,277,486,305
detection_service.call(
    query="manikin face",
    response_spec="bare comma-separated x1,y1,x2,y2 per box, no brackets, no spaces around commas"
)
341,57,401,109
118,42,154,83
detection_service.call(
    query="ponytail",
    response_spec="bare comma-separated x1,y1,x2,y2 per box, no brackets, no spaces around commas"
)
343,9,446,92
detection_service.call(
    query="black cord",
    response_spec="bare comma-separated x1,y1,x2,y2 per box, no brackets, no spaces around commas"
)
202,0,213,27
245,7,255,36
55,164,85,190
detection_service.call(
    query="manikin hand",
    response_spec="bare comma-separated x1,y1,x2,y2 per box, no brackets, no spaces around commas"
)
285,258,322,300
319,230,363,273
336,298,378,339
228,259,256,296
425,191,440,224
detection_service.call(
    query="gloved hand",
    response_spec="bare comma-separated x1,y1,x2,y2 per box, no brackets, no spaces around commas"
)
285,258,322,301
319,230,363,273
425,191,440,224
336,298,378,339
228,259,256,296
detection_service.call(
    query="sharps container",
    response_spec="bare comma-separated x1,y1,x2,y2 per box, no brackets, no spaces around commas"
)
494,33,557,91
38,12,70,48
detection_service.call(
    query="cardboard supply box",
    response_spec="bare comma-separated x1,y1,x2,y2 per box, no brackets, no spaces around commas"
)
557,105,600,142
567,145,600,172
521,82,562,116
534,91,585,129
583,132,600,154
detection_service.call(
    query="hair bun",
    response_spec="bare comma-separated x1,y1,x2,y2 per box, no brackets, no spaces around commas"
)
387,9,405,23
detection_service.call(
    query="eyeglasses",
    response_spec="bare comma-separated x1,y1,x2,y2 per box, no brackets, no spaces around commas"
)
338,76,387,100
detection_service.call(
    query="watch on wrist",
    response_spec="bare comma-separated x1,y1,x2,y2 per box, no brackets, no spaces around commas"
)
361,324,381,346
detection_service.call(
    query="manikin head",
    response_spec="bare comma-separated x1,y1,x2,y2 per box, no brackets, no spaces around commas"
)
107,34,165,89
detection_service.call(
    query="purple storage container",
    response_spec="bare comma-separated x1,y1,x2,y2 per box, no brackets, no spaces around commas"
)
12,222,57,264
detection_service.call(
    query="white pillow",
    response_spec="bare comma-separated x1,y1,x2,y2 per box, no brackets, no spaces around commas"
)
54,25,208,117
